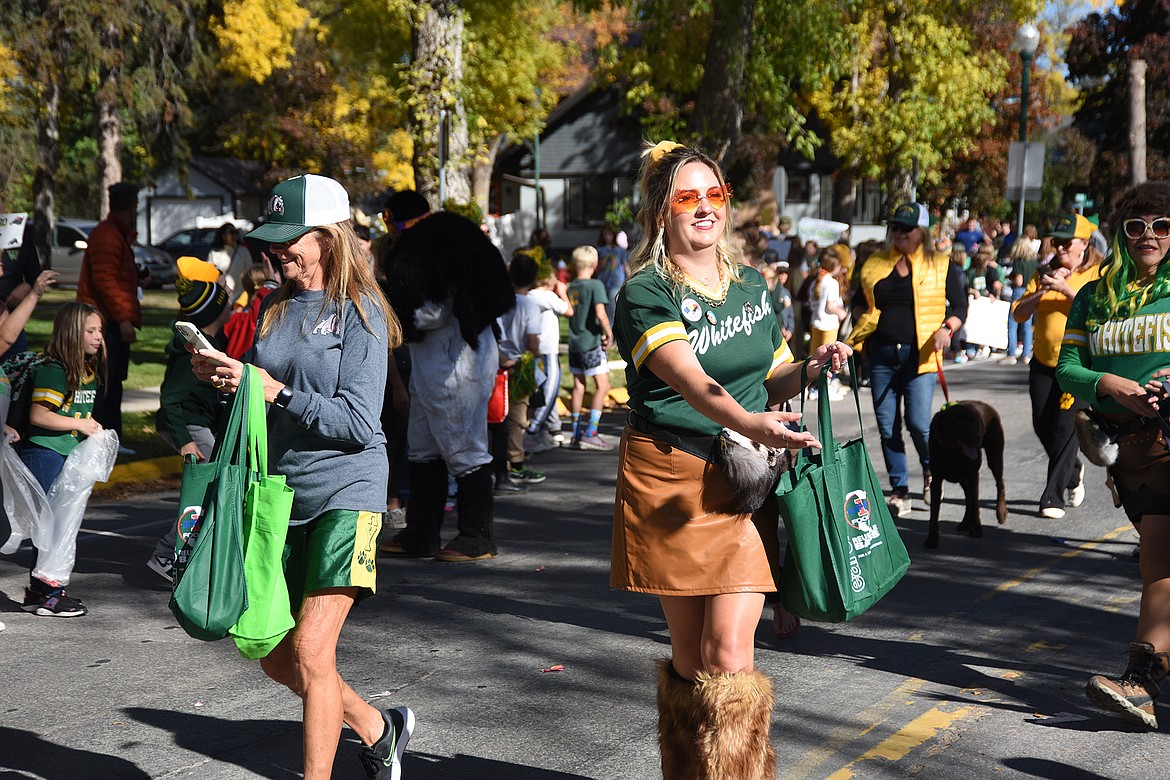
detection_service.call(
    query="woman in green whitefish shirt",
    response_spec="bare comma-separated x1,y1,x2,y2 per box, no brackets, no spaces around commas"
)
1057,181,1170,729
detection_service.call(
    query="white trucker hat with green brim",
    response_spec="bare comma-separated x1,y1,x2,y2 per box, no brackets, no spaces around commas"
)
246,174,351,244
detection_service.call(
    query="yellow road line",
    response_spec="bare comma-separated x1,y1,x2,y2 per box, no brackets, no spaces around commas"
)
825,705,979,779
973,524,1133,603
782,678,925,780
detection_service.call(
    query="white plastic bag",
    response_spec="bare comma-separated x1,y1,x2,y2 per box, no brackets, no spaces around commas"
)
30,429,119,586
0,440,49,555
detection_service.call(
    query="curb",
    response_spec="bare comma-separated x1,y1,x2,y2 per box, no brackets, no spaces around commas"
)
106,455,182,487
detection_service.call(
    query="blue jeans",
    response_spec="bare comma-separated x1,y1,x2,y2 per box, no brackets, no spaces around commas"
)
1007,286,1033,358
866,340,937,493
20,443,66,493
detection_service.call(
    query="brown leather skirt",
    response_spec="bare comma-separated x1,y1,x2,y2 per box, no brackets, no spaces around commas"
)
610,427,776,595
1111,427,1170,523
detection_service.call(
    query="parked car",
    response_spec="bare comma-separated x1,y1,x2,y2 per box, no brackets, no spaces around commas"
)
50,218,177,288
154,227,218,263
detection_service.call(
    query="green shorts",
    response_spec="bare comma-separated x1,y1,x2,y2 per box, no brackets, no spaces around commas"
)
283,509,382,611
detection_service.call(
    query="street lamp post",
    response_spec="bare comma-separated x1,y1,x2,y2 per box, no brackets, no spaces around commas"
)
1015,23,1040,236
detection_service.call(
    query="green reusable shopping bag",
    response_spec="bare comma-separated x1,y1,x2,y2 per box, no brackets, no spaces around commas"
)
230,366,295,659
776,360,911,622
170,367,253,641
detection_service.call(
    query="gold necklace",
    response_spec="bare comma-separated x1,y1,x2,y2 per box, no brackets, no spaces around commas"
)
672,264,728,306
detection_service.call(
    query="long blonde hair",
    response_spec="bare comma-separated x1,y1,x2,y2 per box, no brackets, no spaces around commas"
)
46,301,106,394
258,222,402,350
627,141,741,287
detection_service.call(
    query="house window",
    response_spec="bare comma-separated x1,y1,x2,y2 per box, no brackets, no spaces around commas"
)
786,173,812,203
565,177,633,229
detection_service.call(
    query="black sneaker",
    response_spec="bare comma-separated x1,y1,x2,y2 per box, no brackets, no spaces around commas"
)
358,706,415,780
22,587,87,617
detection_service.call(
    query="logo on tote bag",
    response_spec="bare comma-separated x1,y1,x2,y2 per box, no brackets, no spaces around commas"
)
844,490,883,554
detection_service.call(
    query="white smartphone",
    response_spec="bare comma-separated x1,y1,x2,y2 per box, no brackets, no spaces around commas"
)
175,321,215,352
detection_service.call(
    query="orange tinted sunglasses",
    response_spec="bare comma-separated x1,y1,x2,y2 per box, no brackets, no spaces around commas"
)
670,185,732,213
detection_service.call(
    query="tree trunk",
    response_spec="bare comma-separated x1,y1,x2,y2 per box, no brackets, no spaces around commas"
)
471,135,505,213
688,0,758,167
410,0,471,209
33,76,60,271
832,168,857,225
96,22,125,216
1129,58,1147,186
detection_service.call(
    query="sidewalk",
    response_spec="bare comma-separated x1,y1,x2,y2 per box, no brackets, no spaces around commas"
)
123,386,160,414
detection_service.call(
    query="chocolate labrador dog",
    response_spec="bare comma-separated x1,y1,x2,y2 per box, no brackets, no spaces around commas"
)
924,400,1008,549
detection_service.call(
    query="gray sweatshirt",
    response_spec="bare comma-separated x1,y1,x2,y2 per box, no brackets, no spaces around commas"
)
252,289,389,523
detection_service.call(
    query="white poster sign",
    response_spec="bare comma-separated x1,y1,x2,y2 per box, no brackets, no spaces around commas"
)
797,217,849,247
0,213,28,251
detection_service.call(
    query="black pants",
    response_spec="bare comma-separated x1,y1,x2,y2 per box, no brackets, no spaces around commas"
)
1028,361,1084,509
95,322,130,437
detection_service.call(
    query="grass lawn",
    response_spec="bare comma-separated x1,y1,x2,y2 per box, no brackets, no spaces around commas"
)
25,288,178,390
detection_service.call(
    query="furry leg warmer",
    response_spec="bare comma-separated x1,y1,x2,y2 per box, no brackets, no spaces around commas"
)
656,659,700,780
693,668,776,780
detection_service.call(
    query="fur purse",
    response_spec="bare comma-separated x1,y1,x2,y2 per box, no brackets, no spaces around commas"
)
713,428,792,515
1074,409,1118,468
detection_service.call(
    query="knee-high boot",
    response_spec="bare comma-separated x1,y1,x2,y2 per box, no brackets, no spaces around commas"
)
657,659,699,780
437,465,497,561
391,459,448,556
693,669,776,780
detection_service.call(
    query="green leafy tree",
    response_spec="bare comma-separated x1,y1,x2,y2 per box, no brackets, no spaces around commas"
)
1066,0,1170,212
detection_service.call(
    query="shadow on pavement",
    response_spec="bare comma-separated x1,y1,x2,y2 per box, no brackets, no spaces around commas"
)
125,707,303,778
0,726,152,778
1002,756,1116,778
406,751,593,779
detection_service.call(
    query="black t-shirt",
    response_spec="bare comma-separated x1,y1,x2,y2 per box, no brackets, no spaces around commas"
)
872,262,966,344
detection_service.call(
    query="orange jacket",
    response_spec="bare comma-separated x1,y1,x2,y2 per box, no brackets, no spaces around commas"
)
77,217,141,327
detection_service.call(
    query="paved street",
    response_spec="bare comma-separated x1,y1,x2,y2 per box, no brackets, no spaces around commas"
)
2,358,1168,779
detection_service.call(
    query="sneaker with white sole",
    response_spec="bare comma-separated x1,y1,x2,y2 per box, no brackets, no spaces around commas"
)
1040,506,1066,519
385,507,407,529
22,587,87,617
359,705,415,780
1068,463,1086,508
887,492,912,517
509,466,547,484
146,553,174,584
577,433,614,451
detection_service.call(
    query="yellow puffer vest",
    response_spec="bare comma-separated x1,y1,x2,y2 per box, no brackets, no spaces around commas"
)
846,246,950,374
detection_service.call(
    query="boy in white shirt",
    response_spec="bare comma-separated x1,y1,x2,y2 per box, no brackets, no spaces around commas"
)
525,269,573,451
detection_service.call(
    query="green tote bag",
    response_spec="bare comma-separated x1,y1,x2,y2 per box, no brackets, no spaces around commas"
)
170,366,253,641
230,366,296,659
776,361,911,622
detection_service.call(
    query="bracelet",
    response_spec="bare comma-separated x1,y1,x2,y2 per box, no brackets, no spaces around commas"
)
940,322,953,333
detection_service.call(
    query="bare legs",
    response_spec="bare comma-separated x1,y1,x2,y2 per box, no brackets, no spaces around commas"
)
259,587,385,780
660,592,765,678
1136,515,1170,652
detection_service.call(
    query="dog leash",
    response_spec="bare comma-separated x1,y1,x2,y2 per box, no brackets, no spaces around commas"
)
935,352,955,409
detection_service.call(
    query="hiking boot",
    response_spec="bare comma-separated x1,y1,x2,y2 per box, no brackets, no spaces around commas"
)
1085,641,1170,728
1068,462,1086,508
358,705,415,780
509,466,547,484
22,587,87,618
577,433,614,451
146,552,175,584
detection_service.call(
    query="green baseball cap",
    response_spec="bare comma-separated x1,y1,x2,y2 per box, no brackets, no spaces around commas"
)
888,202,929,229
246,174,351,244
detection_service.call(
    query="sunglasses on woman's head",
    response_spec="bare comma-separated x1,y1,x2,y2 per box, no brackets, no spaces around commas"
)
670,185,732,213
1122,217,1170,241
